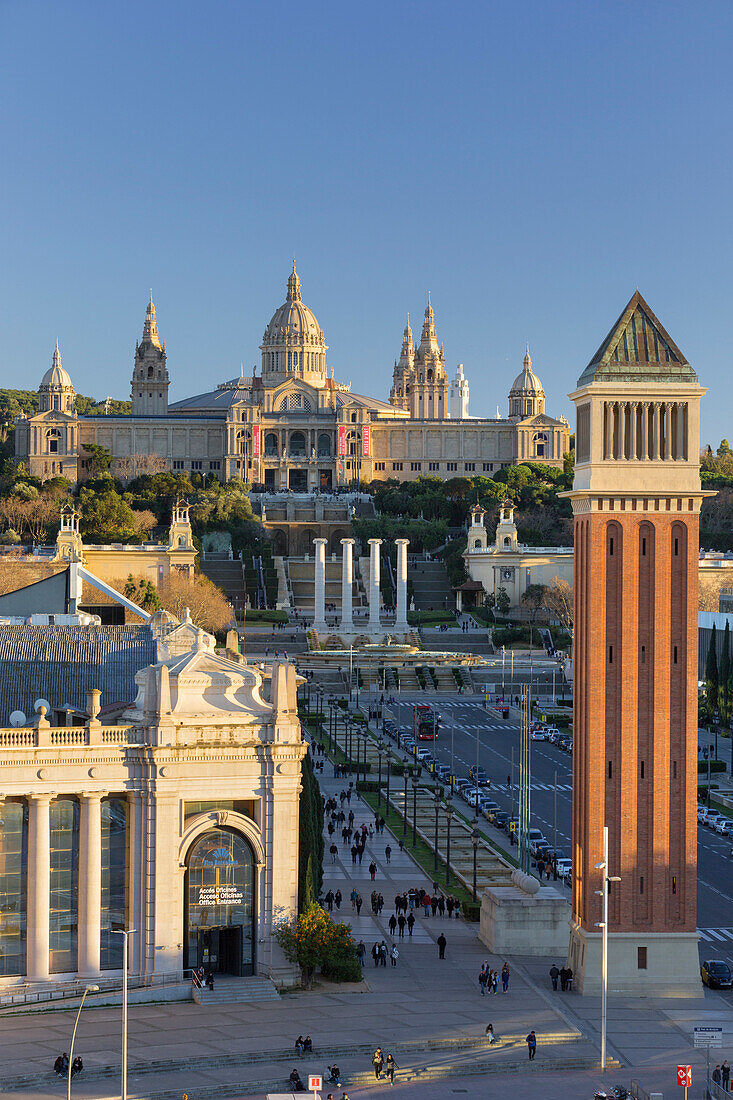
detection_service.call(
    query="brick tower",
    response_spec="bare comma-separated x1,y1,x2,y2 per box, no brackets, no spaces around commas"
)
565,291,708,995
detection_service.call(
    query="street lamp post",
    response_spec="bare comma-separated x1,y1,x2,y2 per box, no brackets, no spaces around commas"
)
594,825,621,1073
385,748,392,813
411,766,421,847
445,797,453,887
112,929,136,1100
471,821,479,903
403,762,409,839
433,788,441,874
67,984,100,1100
360,730,367,785
377,737,384,808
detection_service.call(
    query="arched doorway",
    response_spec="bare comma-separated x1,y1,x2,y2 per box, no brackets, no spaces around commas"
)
184,828,255,976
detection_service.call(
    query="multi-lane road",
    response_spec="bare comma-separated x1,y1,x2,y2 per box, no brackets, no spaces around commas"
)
384,695,733,990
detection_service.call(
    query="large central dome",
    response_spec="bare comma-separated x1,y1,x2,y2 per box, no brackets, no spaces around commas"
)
260,264,328,388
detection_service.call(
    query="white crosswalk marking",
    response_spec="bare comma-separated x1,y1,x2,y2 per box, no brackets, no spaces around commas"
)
718,929,733,941
698,928,733,941
706,929,728,941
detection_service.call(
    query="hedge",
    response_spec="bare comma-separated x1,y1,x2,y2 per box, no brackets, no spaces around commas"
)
298,754,324,911
244,609,289,623
698,760,727,773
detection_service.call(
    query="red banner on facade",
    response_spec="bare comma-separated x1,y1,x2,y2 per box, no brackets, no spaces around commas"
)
362,425,370,456
338,425,346,456
252,424,260,457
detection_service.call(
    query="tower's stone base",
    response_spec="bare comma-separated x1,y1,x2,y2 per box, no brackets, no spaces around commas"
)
479,884,571,956
567,921,701,996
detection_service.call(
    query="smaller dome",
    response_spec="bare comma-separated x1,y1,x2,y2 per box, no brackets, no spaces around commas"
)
261,264,325,348
510,346,544,395
41,343,73,389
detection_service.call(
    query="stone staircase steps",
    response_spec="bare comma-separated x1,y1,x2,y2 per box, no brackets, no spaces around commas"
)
409,560,454,612
191,976,279,1005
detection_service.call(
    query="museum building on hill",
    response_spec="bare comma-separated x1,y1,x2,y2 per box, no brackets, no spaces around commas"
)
15,267,570,488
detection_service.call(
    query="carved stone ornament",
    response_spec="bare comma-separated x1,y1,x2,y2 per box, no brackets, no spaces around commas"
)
217,810,229,826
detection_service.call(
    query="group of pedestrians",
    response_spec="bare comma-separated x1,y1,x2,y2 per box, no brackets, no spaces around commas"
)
368,940,399,967
548,963,574,991
323,889,342,912
712,1062,731,1090
478,961,511,994
372,1046,398,1085
53,1053,83,1077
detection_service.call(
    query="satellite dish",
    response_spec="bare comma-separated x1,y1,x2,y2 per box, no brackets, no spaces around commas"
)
9,711,27,728
34,698,51,714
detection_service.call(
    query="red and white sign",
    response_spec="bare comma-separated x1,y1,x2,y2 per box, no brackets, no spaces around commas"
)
252,424,260,457
362,424,371,456
337,425,346,457
677,1066,692,1087
308,1076,323,1091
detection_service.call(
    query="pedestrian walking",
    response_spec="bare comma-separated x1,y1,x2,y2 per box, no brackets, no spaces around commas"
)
325,890,334,912
437,932,447,959
371,942,379,967
407,912,415,936
357,941,366,965
385,844,392,864
384,1053,397,1085
372,1047,384,1080
380,940,388,966
388,914,397,936
356,894,363,916
369,861,377,881
526,1030,537,1060
722,1060,730,1090
713,1066,723,1088
397,914,406,938
549,964,559,991
559,965,568,991
390,944,399,967
479,963,489,996
334,889,342,910
485,1023,496,1044
501,962,510,992
329,844,338,864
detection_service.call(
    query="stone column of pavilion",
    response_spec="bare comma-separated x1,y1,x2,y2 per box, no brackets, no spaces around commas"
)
78,791,104,975
313,537,328,635
394,538,410,633
340,538,355,633
26,793,53,981
368,538,382,633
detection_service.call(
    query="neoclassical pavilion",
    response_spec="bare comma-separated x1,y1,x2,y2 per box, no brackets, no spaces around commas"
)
0,622,305,988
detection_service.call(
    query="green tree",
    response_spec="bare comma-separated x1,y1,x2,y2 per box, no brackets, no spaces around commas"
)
718,439,732,456
495,586,511,616
298,754,324,911
82,443,114,476
705,624,719,715
123,574,161,612
273,903,360,989
79,487,147,543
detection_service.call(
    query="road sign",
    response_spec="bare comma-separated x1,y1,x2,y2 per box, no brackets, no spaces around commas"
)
308,1076,323,1092
694,1026,723,1048
677,1066,692,1087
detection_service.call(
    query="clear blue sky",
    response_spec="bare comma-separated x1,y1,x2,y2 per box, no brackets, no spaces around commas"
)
1,0,731,444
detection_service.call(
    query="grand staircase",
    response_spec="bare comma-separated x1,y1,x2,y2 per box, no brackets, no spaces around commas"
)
409,559,453,611
199,556,247,615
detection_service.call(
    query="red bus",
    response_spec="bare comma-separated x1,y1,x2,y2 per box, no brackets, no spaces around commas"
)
414,703,438,741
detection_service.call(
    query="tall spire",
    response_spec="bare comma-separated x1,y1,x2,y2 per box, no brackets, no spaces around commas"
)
524,344,531,369
419,293,439,353
287,260,302,303
53,339,61,369
142,291,161,348
401,313,414,356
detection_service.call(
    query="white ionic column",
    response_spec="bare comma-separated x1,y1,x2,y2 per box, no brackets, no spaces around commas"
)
629,402,637,461
340,538,355,634
78,792,104,976
652,403,660,460
394,538,410,633
313,538,328,634
27,793,52,981
640,402,649,460
368,538,382,632
663,403,672,460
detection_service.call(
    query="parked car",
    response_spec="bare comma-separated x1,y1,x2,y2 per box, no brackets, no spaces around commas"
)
528,829,548,855
416,748,433,763
435,763,451,781
530,730,547,741
469,766,490,786
493,811,510,830
481,801,501,821
698,804,710,823
555,857,572,882
701,960,733,989
704,811,723,829
559,738,573,752
545,727,561,740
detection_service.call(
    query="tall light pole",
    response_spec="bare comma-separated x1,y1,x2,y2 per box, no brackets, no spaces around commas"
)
67,984,99,1100
594,826,620,1072
471,821,479,903
112,929,136,1100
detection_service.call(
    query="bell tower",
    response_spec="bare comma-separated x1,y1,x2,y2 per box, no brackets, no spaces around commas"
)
132,293,169,415
564,291,708,995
